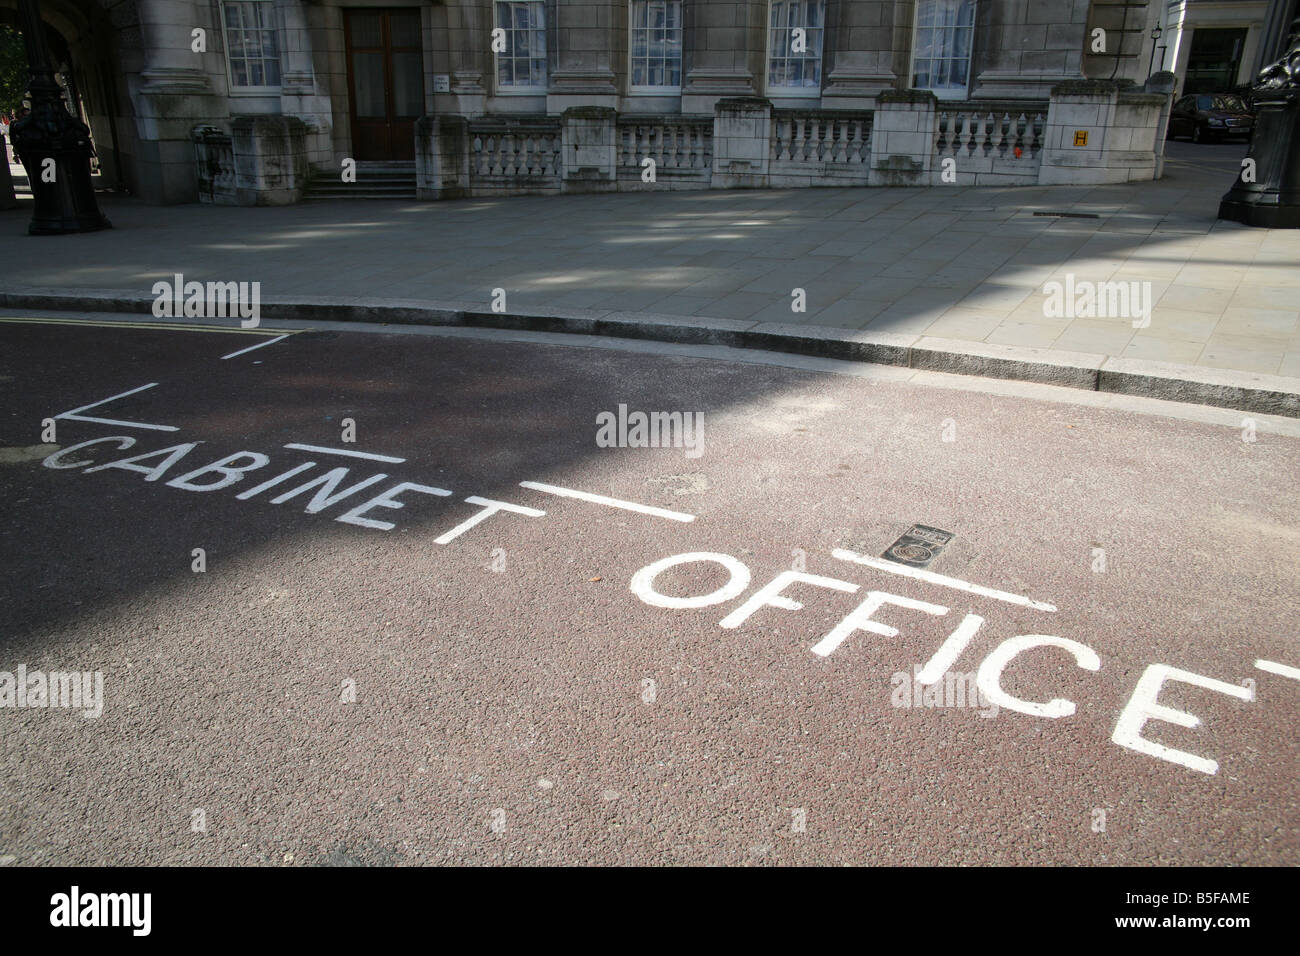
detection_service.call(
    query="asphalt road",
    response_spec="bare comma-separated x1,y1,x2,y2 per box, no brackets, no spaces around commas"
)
1,313,1297,866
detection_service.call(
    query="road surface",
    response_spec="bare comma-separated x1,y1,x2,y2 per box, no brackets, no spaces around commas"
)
1,312,1297,865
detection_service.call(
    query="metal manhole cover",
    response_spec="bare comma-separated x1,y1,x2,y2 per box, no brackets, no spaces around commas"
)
883,525,954,569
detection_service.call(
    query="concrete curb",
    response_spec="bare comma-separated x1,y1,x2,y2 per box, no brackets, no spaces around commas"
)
3,287,1298,419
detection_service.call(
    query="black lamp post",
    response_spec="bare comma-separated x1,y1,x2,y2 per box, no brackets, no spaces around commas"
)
1218,21,1300,228
7,0,110,234
1149,27,1163,78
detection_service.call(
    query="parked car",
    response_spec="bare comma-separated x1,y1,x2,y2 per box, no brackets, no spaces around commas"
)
1166,93,1255,143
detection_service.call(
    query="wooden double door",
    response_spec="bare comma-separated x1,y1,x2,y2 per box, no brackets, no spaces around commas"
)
344,8,425,161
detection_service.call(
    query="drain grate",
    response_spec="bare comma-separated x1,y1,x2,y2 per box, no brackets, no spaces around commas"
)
883,525,955,569
1032,211,1101,219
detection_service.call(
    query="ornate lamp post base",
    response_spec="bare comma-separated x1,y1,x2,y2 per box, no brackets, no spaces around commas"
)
9,0,111,235
1219,24,1300,229
1218,91,1300,228
18,141,114,235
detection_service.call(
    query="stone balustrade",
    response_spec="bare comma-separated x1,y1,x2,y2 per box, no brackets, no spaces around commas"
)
770,110,872,187
469,118,563,191
194,117,308,205
194,126,236,205
932,104,1047,186
617,117,714,189
200,79,1174,204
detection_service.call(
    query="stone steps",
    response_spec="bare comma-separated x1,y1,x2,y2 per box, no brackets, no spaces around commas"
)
304,162,416,200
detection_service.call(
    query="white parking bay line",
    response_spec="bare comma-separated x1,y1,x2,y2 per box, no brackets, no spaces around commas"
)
519,480,695,522
221,334,289,360
831,548,1058,612
283,443,406,464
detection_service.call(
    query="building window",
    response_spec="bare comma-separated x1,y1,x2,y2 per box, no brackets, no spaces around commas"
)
630,1,683,91
221,1,282,90
911,0,976,100
767,0,825,94
495,1,548,91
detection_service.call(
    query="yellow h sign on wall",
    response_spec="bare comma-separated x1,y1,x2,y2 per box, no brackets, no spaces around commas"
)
1073,130,1089,146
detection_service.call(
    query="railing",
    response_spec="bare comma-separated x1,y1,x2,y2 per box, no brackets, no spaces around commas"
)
771,111,872,165
468,118,562,190
935,106,1046,159
617,117,713,179
193,126,236,204
768,110,872,186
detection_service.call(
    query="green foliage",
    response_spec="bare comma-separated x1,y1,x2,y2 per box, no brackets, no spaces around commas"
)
0,25,28,116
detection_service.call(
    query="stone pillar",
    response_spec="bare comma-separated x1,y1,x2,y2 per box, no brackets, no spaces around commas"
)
824,0,899,107
711,96,770,187
682,0,764,114
548,0,618,112
972,0,1087,100
447,0,488,116
134,0,222,203
1038,78,1163,185
416,114,471,199
137,0,212,95
1082,0,1158,85
275,0,333,169
561,105,617,190
868,88,937,185
231,115,309,205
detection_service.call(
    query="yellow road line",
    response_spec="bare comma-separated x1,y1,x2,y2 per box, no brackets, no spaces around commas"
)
0,316,305,335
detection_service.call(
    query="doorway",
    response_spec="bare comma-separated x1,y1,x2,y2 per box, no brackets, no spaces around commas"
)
344,8,425,161
1183,28,1248,94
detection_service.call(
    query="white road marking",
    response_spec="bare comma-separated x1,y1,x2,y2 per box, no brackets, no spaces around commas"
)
719,570,859,630
831,548,1057,612
54,383,178,432
811,590,948,658
976,634,1102,719
630,552,750,609
915,613,984,685
519,480,695,522
434,496,546,545
235,462,316,500
221,334,289,360
283,443,406,463
1256,659,1300,681
1112,664,1252,775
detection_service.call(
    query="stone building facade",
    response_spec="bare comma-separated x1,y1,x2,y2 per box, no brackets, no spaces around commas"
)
3,0,1293,204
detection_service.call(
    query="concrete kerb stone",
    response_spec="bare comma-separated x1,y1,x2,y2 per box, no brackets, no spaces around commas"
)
747,323,915,364
1100,358,1300,418
3,288,1297,419
911,337,1104,390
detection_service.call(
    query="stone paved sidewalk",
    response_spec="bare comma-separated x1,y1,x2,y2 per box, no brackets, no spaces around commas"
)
1,140,1296,378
